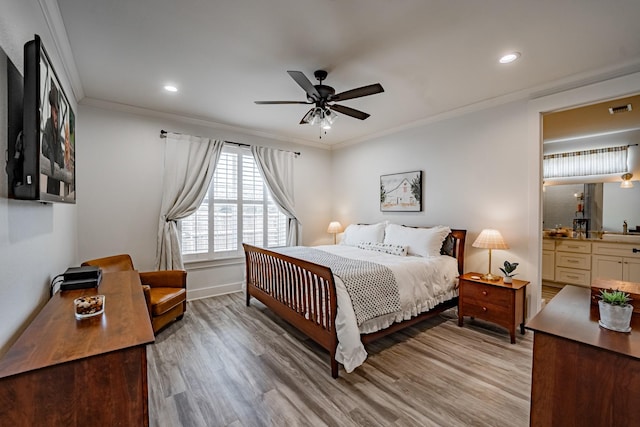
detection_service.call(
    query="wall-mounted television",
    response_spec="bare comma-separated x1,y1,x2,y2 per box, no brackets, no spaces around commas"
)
7,35,75,203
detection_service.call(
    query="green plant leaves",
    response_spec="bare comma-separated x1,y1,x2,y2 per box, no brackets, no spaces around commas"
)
599,289,632,306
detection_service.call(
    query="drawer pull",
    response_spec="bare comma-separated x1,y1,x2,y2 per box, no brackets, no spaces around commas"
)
482,291,488,296
567,260,579,263
482,307,487,312
567,246,579,249
567,275,579,279
634,248,639,253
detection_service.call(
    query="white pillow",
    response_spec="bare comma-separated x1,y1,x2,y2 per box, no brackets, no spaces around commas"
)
341,223,386,246
357,242,408,256
383,224,451,258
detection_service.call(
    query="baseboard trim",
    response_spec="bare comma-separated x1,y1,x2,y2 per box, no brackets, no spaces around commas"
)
187,282,243,301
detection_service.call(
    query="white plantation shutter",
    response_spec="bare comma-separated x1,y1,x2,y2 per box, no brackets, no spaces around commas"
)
180,145,287,260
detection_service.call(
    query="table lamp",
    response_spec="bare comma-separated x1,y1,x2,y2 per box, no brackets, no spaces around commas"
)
472,229,509,281
327,221,343,244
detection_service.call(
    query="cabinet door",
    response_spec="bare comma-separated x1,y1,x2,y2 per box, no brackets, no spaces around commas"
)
542,250,555,281
624,257,640,282
592,255,623,281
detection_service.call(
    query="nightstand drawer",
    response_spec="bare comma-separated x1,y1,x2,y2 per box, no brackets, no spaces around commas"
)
460,300,511,321
461,282,511,306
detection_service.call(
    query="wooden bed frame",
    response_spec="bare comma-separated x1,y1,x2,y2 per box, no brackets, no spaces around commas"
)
243,229,466,378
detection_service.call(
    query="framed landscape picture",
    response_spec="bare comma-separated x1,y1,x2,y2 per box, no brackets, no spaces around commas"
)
380,171,422,212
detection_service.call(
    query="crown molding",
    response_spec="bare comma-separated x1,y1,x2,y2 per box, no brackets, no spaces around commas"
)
38,0,84,102
333,59,640,150
79,97,330,151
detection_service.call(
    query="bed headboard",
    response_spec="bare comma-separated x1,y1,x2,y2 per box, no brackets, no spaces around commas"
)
443,229,466,275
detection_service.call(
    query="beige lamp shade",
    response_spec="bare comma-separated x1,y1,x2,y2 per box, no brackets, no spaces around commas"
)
327,221,343,244
327,221,343,234
472,229,508,281
472,229,509,249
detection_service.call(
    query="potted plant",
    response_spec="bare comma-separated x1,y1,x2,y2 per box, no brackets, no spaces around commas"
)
499,261,519,283
598,289,633,332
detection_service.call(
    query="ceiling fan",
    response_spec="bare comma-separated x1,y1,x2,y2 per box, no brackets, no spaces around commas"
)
255,70,384,127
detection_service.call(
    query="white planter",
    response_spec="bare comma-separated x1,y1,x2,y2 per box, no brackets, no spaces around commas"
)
503,276,513,284
598,300,633,332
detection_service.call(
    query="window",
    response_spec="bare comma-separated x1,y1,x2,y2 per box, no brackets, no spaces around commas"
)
180,146,287,260
543,146,628,179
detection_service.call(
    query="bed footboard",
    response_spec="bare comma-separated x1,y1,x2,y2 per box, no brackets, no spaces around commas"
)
243,243,340,378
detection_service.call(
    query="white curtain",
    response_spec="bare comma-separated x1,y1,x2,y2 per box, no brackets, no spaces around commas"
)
543,146,628,179
251,146,301,246
156,133,224,270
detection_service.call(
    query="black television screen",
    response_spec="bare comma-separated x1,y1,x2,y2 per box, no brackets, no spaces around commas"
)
11,35,76,203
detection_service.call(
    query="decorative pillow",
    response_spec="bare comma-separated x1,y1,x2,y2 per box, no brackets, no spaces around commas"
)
357,242,408,256
341,222,386,246
440,233,455,257
383,224,451,258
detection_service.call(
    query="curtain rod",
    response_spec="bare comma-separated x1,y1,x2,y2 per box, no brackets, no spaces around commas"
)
159,130,301,156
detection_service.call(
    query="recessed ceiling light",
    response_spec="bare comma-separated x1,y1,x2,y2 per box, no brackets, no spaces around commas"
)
499,52,521,64
164,85,178,92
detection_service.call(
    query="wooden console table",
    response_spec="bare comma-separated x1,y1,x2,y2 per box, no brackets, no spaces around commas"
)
526,285,640,427
0,271,155,426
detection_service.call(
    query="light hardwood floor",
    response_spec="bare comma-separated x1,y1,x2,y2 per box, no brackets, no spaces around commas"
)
541,284,563,304
147,293,533,427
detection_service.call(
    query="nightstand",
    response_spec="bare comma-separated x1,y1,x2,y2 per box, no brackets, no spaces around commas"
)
457,272,529,343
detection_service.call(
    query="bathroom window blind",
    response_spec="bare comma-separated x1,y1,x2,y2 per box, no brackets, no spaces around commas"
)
543,146,628,179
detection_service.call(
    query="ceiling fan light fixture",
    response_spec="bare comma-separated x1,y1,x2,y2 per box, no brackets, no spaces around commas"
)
309,107,323,126
301,108,314,124
325,108,337,125
499,52,521,64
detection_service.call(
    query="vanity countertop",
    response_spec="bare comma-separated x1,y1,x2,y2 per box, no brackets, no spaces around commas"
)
543,234,640,244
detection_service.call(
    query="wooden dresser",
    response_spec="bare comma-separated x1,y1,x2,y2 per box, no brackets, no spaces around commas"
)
527,285,640,427
0,271,155,426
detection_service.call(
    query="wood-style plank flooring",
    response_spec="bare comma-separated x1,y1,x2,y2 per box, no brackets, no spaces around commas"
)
147,293,533,427
541,284,563,304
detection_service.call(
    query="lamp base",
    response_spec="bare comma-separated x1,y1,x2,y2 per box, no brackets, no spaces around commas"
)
481,273,501,282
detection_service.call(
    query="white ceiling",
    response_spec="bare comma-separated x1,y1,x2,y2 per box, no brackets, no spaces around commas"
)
56,0,640,147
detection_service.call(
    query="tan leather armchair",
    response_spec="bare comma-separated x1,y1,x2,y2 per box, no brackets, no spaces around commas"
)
81,254,187,334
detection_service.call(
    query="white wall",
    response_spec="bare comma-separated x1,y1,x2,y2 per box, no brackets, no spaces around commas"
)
0,0,78,355
76,103,333,300
603,182,640,232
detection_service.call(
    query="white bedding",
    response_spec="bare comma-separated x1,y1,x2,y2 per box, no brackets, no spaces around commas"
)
313,245,459,373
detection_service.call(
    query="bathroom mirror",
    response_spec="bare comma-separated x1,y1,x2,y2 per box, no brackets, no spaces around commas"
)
543,181,640,235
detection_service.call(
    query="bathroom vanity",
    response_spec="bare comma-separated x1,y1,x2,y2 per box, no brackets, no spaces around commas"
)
543,235,640,287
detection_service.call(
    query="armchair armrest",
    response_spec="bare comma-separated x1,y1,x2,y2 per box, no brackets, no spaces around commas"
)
141,284,152,317
139,270,187,289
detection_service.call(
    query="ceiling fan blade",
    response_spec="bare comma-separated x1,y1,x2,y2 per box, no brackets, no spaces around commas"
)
330,104,370,120
255,100,311,105
287,71,320,101
299,108,315,124
332,83,384,102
